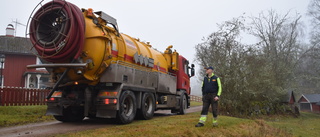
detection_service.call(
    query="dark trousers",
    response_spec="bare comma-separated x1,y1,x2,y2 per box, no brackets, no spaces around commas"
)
201,93,218,118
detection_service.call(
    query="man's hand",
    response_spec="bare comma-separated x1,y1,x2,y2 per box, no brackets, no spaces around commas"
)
214,96,219,101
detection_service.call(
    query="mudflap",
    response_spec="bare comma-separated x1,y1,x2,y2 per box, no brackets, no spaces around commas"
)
96,104,117,118
46,103,63,116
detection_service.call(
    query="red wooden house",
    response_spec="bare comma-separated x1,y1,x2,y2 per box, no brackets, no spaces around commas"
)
0,35,49,89
298,94,320,112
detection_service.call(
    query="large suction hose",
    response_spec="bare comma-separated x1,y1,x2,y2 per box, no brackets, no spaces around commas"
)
29,0,85,63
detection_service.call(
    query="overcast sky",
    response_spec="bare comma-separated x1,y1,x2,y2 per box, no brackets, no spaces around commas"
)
0,0,312,94
0,0,311,62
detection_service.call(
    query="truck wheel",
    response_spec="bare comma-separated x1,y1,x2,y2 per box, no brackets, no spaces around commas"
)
179,94,187,115
117,90,137,124
53,107,84,122
138,92,155,120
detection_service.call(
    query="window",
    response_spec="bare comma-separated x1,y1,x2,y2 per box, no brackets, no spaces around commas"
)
0,62,4,69
184,60,190,77
0,54,5,69
0,56,4,87
39,76,50,89
0,75,3,87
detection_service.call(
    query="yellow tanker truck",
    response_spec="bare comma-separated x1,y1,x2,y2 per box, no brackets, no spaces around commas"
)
27,0,195,124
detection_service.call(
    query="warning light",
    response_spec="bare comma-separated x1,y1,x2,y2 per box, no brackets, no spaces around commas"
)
104,99,109,104
104,98,117,104
113,99,117,104
74,81,79,85
49,98,55,101
87,8,93,16
98,91,118,97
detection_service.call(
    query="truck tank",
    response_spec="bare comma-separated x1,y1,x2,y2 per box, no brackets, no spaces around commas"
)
27,0,179,86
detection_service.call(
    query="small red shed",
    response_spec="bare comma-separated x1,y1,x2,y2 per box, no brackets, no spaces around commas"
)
298,94,320,112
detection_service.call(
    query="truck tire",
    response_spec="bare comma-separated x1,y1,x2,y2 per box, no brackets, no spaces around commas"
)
138,92,155,120
178,94,187,115
53,107,84,122
117,90,137,124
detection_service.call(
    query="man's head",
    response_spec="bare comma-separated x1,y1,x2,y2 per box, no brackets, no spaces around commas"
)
205,66,214,74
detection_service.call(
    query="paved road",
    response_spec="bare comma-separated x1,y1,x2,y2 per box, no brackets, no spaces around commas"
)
0,106,202,137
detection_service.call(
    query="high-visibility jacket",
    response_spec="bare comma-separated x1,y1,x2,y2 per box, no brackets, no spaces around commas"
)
202,73,222,96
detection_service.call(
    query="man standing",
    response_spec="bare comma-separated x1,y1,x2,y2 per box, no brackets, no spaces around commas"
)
195,66,222,127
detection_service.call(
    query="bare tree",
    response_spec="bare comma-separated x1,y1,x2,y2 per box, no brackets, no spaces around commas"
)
308,0,320,48
195,16,261,115
294,0,320,94
195,10,303,116
249,10,302,99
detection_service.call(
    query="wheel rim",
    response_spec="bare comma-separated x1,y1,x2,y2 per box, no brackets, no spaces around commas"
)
183,96,187,110
182,95,187,112
123,97,134,117
145,96,153,113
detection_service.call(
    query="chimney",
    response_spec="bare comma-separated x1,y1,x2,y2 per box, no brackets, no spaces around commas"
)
6,24,14,37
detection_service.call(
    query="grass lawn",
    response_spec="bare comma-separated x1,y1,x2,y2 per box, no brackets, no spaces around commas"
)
58,112,293,137
1,103,320,137
190,101,202,107
0,105,54,127
58,112,320,137
266,112,320,137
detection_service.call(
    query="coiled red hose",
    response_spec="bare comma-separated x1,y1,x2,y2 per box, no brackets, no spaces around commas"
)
29,0,85,63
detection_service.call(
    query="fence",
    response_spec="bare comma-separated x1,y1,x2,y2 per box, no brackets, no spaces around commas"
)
0,87,50,106
190,95,202,102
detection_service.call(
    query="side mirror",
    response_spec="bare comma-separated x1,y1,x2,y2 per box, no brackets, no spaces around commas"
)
190,64,195,77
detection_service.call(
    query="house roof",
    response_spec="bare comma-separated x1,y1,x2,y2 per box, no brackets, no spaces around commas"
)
0,36,35,55
24,69,49,76
302,94,320,103
282,90,295,103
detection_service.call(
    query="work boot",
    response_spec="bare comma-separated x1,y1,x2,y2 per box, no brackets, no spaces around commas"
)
195,123,204,127
213,119,218,127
